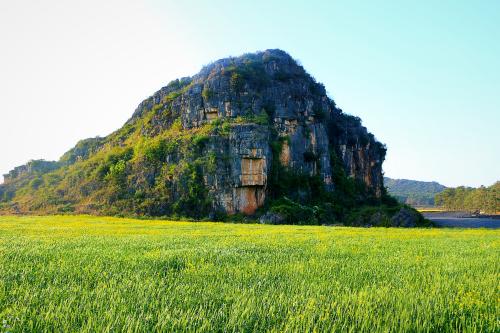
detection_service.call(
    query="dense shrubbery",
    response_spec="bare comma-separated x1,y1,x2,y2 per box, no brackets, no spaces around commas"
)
261,138,415,226
435,182,499,213
269,197,319,225
224,59,270,91
60,137,105,165
202,87,214,100
171,163,211,218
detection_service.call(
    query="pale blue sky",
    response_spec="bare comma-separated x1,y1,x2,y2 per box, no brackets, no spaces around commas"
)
0,0,498,187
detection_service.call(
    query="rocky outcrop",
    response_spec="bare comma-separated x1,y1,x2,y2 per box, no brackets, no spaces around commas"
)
259,212,285,224
124,50,385,214
3,159,59,183
391,207,421,227
0,49,387,218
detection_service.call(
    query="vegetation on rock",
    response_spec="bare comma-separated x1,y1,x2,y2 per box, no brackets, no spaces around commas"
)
0,49,424,225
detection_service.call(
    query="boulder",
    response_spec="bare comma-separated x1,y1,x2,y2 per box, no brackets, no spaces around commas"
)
391,207,419,227
259,212,285,225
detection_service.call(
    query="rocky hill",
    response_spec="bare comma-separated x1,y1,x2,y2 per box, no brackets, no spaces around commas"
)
1,50,423,225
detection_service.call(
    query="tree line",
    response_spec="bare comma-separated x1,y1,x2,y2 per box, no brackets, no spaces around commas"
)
434,182,499,214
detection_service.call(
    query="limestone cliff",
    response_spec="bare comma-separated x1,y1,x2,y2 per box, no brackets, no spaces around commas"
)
0,50,386,220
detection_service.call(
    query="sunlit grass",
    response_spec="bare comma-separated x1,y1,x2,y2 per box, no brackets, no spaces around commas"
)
0,215,498,332
417,207,448,212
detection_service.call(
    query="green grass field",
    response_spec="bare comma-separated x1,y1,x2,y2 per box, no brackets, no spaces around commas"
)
0,216,498,332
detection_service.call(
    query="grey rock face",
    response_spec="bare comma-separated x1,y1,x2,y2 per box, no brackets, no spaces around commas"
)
391,208,419,227
3,160,58,183
205,124,272,214
1,49,386,217
259,212,285,224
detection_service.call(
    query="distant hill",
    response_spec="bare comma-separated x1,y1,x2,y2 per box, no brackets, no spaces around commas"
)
384,177,447,206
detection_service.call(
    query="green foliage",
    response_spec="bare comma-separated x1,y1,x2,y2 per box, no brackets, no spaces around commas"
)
303,150,318,163
435,182,499,213
211,118,232,136
309,81,326,95
143,139,176,163
0,215,498,331
202,87,214,100
105,159,127,182
57,203,75,213
224,59,270,91
162,79,193,103
151,103,163,113
262,102,276,119
303,125,311,138
269,197,319,225
172,164,211,218
220,122,231,135
346,205,395,227
3,160,59,182
29,177,43,190
273,68,307,82
234,111,269,126
165,77,192,91
268,139,324,203
253,111,269,125
163,90,182,103
192,134,210,148
96,147,134,180
313,104,326,121
267,138,335,224
60,137,104,165
264,142,405,226
230,72,244,92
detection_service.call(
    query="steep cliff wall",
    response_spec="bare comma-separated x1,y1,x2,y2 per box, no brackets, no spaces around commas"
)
0,50,386,219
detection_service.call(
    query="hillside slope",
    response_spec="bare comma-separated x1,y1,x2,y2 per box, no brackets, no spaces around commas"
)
1,50,413,224
384,177,446,206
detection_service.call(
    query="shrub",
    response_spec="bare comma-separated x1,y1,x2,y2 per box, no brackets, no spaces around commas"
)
143,139,177,163
225,60,270,91
274,70,294,82
220,121,231,136
313,105,326,121
303,151,318,163
151,103,163,113
96,148,134,180
106,160,127,183
192,134,210,148
309,82,326,95
172,164,211,218
29,177,44,190
202,88,214,100
253,112,269,125
230,72,244,92
269,197,318,225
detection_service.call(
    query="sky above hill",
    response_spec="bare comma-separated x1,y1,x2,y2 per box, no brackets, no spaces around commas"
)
1,0,498,187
